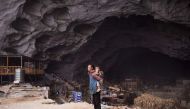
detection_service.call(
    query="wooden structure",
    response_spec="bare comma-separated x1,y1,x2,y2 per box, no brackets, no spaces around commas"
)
0,55,44,83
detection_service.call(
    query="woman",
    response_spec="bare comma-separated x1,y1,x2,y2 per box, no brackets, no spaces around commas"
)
88,64,102,109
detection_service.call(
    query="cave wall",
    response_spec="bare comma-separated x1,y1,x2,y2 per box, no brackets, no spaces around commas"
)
0,0,190,82
46,15,190,81
0,0,190,60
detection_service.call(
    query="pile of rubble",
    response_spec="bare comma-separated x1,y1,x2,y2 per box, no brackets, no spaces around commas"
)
134,93,180,109
101,104,141,109
101,85,126,105
101,85,138,106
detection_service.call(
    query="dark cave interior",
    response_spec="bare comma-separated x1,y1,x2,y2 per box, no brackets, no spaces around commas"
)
105,47,190,83
46,15,190,85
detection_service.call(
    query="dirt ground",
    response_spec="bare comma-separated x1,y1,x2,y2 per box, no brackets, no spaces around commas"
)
0,84,139,109
0,98,94,109
0,98,140,109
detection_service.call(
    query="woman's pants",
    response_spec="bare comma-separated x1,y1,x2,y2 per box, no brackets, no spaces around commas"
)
93,92,101,109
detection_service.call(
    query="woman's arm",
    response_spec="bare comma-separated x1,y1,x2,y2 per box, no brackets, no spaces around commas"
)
92,73,103,81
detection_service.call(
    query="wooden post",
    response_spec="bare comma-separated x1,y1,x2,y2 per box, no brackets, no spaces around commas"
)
7,56,10,83
7,56,8,75
32,60,36,74
21,56,23,68
1,75,2,84
38,61,40,75
28,57,29,75
7,56,9,71
35,61,37,82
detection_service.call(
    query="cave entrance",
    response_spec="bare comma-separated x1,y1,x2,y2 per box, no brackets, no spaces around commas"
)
84,15,190,86
45,15,190,95
40,14,190,104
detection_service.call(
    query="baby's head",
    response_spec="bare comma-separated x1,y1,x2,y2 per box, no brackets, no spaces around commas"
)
95,66,100,73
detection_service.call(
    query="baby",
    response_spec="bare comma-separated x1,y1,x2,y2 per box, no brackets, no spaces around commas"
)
95,66,104,92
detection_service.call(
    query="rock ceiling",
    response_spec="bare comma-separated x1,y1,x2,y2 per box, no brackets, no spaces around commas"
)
0,0,190,62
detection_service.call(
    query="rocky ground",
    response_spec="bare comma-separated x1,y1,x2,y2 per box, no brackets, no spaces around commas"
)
0,97,140,109
0,83,139,109
0,98,141,109
0,99,94,109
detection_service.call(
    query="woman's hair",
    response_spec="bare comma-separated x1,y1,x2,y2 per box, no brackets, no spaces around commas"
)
89,64,95,70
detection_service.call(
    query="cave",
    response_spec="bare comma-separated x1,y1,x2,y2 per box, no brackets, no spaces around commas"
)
0,0,190,108
46,15,190,85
